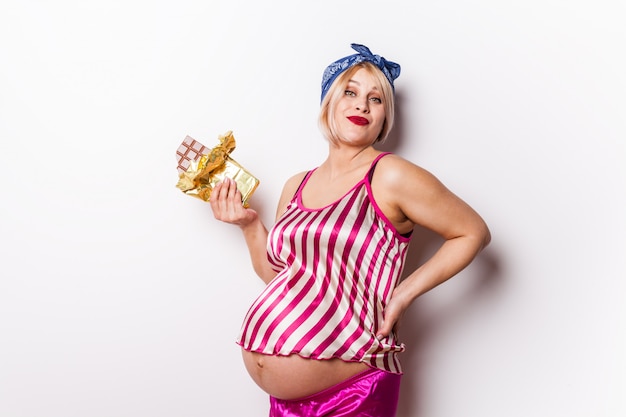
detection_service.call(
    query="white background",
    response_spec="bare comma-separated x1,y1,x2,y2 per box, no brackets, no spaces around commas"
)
1,1,624,416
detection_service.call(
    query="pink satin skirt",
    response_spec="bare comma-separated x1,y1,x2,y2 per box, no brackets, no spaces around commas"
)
268,367,401,417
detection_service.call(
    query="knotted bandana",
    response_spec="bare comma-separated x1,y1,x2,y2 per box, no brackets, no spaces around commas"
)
320,43,401,103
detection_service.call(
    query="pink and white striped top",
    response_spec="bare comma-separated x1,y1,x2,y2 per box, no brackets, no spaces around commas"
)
236,153,411,373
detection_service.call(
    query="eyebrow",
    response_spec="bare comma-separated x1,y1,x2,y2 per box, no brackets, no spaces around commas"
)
347,79,379,90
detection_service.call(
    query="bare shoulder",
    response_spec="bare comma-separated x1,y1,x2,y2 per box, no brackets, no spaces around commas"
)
374,153,443,192
371,153,455,234
275,170,309,220
282,171,309,200
284,170,309,190
373,153,488,241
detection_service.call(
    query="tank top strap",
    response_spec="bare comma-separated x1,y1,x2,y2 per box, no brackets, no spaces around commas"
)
367,152,393,183
292,153,392,202
291,169,316,202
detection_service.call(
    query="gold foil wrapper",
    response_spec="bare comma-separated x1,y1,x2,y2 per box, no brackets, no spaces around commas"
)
175,131,259,207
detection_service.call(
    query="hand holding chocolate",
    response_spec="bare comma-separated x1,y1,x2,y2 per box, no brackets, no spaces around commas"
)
175,131,260,207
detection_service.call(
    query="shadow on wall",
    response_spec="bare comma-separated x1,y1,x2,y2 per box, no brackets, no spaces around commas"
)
378,90,504,417
396,230,502,417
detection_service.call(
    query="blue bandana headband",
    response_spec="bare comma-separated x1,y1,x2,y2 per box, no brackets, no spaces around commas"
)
320,43,401,103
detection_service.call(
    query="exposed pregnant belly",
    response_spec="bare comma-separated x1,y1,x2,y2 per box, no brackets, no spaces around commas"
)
241,348,370,400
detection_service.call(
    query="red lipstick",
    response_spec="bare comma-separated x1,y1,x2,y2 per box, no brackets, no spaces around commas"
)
347,116,369,126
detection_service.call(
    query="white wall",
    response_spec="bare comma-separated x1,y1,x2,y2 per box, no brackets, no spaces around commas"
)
1,1,624,416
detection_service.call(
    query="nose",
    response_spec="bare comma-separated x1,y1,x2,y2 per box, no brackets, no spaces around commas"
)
355,98,369,113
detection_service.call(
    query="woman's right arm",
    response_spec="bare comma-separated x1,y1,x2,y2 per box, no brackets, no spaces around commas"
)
209,178,275,283
209,173,306,284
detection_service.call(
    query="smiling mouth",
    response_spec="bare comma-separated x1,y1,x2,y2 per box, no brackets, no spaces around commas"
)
347,116,369,126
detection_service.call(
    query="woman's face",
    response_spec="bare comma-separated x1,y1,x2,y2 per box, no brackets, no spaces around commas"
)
332,67,386,147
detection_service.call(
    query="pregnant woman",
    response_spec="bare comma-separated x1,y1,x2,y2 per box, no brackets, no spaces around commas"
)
209,43,491,417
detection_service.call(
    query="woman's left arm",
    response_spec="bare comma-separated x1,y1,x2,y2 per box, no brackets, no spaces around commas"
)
374,156,491,339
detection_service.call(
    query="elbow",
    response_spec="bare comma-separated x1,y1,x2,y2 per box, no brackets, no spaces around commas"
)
478,221,491,249
464,219,491,253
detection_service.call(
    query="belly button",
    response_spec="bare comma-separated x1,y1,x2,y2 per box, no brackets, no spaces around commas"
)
256,357,265,369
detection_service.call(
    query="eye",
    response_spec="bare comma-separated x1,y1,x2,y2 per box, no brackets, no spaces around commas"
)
369,97,382,103
344,90,356,97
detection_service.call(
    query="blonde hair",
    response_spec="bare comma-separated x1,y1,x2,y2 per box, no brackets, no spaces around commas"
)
318,62,396,144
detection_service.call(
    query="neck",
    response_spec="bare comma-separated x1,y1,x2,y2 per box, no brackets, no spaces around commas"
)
321,144,378,180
